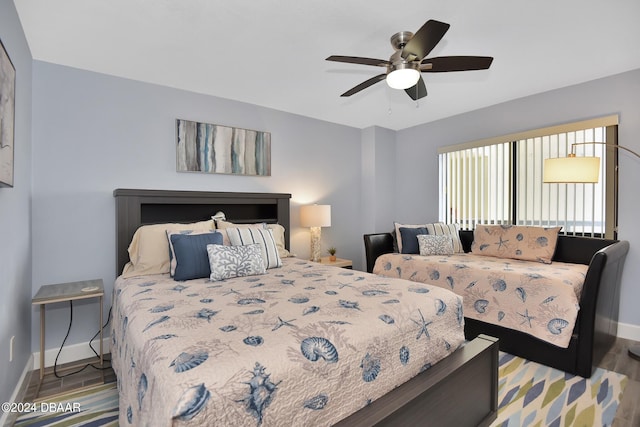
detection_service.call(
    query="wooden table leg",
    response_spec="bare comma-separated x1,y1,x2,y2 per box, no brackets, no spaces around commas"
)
36,304,45,398
100,295,104,382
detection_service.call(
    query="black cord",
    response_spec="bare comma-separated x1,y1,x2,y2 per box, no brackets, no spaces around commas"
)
53,301,113,378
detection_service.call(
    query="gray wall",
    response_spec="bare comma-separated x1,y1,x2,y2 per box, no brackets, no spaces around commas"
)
396,68,640,332
0,0,32,405
30,61,364,351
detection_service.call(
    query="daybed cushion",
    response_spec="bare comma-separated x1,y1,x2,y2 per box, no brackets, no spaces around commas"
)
394,222,463,254
471,225,561,264
373,252,588,348
399,227,427,254
418,234,454,256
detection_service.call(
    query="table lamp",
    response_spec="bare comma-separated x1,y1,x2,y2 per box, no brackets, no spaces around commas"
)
300,204,331,262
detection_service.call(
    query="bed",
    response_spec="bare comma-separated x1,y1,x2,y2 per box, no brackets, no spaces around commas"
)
112,189,498,426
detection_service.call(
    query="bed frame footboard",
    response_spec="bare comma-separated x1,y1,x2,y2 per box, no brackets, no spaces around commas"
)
335,335,499,427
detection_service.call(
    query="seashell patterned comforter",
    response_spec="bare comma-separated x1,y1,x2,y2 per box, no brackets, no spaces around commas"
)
111,257,465,426
373,253,588,348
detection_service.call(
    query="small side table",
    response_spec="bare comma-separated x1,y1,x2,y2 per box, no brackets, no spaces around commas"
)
31,279,104,398
318,256,353,269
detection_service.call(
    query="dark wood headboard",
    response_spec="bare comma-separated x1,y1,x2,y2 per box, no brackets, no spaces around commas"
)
113,189,291,276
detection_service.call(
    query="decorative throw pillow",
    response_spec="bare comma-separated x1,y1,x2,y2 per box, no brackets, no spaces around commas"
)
425,222,464,253
122,220,214,277
226,227,282,269
471,225,562,264
399,227,428,254
170,232,223,281
207,243,266,281
167,230,222,276
418,234,454,256
393,222,427,253
214,219,267,245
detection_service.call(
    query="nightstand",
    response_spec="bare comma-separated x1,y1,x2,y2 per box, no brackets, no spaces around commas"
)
318,256,353,269
31,279,104,398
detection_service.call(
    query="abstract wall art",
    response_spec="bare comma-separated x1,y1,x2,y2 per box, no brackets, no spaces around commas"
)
176,119,271,176
0,38,15,188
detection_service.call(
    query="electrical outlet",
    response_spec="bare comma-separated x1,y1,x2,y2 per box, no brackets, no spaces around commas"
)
9,336,15,362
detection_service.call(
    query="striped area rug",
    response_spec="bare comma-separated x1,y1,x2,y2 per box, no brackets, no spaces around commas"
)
15,383,118,426
15,353,627,427
491,353,628,426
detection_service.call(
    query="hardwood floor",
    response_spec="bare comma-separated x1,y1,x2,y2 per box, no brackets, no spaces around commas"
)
22,356,115,403
601,338,640,427
16,338,640,426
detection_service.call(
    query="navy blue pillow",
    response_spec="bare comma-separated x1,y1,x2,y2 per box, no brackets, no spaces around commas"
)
171,232,223,281
399,227,428,254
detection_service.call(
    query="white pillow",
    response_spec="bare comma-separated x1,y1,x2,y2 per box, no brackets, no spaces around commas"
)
207,243,266,281
418,234,454,256
226,227,282,269
267,223,291,258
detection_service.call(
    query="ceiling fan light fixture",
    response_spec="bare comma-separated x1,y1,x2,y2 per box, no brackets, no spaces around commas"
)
386,64,420,89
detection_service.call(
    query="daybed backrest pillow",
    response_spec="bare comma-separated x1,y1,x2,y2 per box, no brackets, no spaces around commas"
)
418,234,455,256
170,232,223,281
122,220,214,278
226,227,282,269
207,243,266,281
425,222,464,253
471,225,562,264
394,221,463,254
399,227,428,254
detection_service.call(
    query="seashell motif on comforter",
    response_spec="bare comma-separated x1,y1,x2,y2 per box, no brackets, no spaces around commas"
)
111,257,465,426
374,252,588,348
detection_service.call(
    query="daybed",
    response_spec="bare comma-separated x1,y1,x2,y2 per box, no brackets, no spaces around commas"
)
364,227,629,378
112,189,499,427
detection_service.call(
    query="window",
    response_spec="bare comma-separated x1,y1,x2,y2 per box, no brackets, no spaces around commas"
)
438,116,618,238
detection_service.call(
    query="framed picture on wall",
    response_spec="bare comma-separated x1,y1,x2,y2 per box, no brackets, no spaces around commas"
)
176,119,271,176
0,38,15,188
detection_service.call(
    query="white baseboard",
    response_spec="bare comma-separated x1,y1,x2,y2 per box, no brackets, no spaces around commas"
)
32,337,110,370
1,354,33,427
617,321,640,342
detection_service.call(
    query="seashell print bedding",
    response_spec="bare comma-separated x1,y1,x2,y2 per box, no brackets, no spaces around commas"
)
111,257,465,426
373,253,588,348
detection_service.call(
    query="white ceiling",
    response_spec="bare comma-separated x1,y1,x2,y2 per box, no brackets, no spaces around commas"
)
14,0,640,130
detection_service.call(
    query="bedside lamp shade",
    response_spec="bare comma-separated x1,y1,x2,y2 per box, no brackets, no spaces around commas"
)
300,204,331,228
300,204,331,262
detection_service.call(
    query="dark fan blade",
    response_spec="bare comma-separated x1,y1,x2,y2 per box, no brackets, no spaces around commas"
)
340,74,387,97
404,76,427,100
420,56,493,72
326,55,390,67
401,20,450,61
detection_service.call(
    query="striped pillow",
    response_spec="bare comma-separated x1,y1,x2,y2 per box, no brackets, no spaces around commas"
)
425,222,464,253
226,227,282,269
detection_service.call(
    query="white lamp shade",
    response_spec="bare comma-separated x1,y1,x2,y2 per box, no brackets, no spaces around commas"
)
543,156,601,183
300,204,331,227
386,68,420,90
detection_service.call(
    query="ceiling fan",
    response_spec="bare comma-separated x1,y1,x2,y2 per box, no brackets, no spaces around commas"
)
326,19,493,100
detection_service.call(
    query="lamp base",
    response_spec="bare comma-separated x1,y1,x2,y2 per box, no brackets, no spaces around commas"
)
309,227,321,262
629,344,640,361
